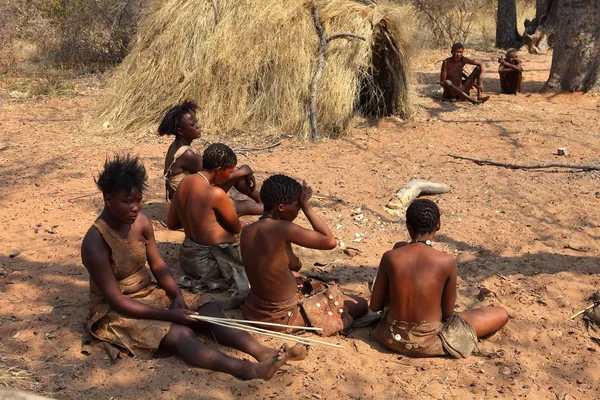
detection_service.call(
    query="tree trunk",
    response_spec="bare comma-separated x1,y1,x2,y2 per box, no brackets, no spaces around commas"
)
496,0,521,48
542,0,600,92
523,0,557,54
536,0,549,21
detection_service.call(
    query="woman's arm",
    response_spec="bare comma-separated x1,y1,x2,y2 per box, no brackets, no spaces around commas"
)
283,182,336,250
370,253,390,312
177,149,203,174
81,226,194,323
140,214,187,308
212,187,242,235
441,258,458,320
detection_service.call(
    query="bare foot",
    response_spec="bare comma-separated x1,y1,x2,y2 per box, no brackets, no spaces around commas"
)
478,95,490,103
254,344,288,380
288,343,308,361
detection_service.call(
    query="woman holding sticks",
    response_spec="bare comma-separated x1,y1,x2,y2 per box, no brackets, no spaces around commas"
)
81,154,307,380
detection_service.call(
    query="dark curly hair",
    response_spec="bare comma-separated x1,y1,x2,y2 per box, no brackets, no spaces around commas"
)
95,154,148,195
406,199,440,235
202,143,237,171
260,174,302,211
451,42,464,53
157,100,198,136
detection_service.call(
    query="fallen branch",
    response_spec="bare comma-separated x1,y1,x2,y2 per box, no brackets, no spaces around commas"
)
386,179,451,210
309,3,365,140
235,140,282,152
447,154,600,171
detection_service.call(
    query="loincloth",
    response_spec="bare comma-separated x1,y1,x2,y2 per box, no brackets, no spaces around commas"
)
240,290,307,333
89,280,206,359
241,282,353,336
179,238,249,296
373,310,478,358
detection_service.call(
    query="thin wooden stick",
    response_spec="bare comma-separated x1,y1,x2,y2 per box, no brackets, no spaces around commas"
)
192,314,323,331
193,317,318,346
192,316,324,342
234,140,282,152
447,153,600,171
570,303,597,319
191,315,344,348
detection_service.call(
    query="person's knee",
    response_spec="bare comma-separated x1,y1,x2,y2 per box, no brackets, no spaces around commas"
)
166,324,195,343
496,307,509,327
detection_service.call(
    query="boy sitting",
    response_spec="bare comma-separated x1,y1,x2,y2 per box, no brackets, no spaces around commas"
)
240,174,367,334
167,143,250,294
370,199,508,357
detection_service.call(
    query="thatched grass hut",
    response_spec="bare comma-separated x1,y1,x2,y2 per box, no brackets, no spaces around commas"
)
97,0,414,139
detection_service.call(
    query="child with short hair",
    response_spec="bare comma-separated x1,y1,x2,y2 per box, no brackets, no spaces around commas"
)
240,174,368,334
370,199,508,358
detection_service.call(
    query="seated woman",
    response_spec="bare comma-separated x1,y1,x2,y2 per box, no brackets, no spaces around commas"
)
81,154,304,380
159,100,262,216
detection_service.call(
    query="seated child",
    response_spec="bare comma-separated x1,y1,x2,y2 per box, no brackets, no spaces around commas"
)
370,199,508,358
159,100,262,215
498,48,523,95
167,144,252,294
81,154,303,380
240,174,368,334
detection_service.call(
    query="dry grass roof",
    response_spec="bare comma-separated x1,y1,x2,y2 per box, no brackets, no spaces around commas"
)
96,0,414,139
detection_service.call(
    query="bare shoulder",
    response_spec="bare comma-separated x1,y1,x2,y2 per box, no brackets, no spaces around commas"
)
381,247,403,265
135,212,153,237
81,223,102,250
81,223,110,264
436,251,457,271
209,184,233,204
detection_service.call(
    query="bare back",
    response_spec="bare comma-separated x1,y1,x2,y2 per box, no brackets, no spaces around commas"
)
240,219,298,302
167,174,237,245
372,242,456,323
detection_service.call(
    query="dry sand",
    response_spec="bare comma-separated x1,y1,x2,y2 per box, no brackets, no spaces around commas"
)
1,50,599,399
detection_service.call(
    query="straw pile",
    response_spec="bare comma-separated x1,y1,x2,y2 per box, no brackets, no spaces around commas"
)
96,0,414,139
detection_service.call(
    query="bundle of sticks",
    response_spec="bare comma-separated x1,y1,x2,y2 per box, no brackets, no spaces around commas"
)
189,315,344,349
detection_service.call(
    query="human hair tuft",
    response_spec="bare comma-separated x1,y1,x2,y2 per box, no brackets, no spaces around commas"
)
202,143,237,171
95,154,148,195
157,100,198,136
260,174,302,211
451,42,464,52
405,199,440,235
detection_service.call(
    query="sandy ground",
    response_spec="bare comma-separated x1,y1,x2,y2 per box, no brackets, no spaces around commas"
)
1,49,600,399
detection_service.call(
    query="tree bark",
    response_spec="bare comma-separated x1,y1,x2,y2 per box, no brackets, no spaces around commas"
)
496,0,521,49
542,0,600,92
523,0,557,54
536,0,549,22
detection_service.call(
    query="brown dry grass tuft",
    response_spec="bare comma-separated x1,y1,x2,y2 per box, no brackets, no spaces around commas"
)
94,0,415,139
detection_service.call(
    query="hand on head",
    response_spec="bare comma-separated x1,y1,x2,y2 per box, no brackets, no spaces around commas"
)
299,181,313,208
